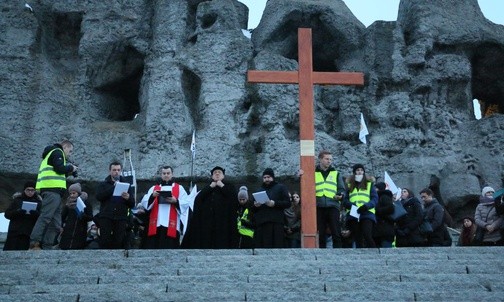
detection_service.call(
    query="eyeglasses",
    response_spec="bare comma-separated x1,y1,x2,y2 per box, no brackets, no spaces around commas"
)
25,188,36,192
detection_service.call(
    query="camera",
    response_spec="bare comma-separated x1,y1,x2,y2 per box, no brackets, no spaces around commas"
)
69,161,78,178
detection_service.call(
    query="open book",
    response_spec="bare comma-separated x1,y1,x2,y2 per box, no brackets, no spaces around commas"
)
21,201,38,212
252,191,270,204
113,182,130,196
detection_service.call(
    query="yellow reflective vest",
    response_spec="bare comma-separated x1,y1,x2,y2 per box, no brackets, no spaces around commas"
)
237,208,254,238
36,148,67,190
348,182,375,214
315,170,339,199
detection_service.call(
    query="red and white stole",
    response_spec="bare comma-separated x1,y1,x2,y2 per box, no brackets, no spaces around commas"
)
148,183,180,238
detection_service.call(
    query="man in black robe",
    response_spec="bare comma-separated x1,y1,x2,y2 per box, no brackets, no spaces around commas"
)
187,166,238,248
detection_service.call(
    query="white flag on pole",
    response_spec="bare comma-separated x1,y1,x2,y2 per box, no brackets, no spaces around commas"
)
190,130,196,160
384,171,400,196
179,185,198,244
359,113,369,144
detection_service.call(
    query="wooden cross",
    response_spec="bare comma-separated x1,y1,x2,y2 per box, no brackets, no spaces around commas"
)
247,28,364,248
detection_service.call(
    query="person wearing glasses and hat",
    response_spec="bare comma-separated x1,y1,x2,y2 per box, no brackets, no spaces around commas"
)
4,181,42,250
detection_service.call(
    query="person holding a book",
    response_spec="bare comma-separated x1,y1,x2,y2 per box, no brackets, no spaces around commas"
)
59,183,93,249
140,165,187,249
96,161,135,249
3,181,42,250
252,168,291,248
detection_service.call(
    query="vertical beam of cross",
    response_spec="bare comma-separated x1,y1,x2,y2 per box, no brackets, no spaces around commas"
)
247,28,364,248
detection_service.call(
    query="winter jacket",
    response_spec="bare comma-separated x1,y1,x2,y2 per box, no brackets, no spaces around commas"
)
3,192,42,250
395,197,424,247
96,175,135,220
59,194,93,249
373,190,395,241
424,198,451,246
252,181,291,226
474,196,502,243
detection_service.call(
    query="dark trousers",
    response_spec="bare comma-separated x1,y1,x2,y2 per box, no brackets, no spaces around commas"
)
3,234,30,251
99,218,128,249
317,207,342,248
254,222,285,248
347,218,376,248
143,226,180,249
238,235,255,249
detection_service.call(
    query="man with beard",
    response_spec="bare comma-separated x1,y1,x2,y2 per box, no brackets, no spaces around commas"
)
188,166,238,248
252,168,291,248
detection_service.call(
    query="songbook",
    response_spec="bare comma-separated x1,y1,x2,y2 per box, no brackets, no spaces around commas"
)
252,191,270,204
350,205,360,220
76,197,86,213
113,182,130,197
21,201,38,212
158,190,172,198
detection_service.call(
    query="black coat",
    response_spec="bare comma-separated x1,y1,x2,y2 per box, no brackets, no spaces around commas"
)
424,198,451,246
252,181,291,226
395,197,424,247
187,181,238,249
373,190,395,241
96,175,135,220
3,192,42,250
59,196,93,250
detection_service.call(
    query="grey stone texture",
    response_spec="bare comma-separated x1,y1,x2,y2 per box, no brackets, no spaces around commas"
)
0,247,504,301
0,0,503,218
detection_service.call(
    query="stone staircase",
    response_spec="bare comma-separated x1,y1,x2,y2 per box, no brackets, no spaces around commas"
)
0,247,503,301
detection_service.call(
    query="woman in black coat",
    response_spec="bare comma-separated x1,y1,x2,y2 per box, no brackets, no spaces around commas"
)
373,183,395,248
3,181,42,251
395,188,425,247
59,183,93,250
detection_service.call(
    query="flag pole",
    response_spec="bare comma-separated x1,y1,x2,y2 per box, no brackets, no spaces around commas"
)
190,130,195,190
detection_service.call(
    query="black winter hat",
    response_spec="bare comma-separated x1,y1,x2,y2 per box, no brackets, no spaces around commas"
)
352,164,365,174
262,168,275,178
375,182,386,191
24,181,36,189
211,166,225,175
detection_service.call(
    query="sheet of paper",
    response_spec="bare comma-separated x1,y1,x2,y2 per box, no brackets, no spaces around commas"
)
252,191,270,204
350,205,360,219
113,182,130,197
21,201,38,212
76,197,86,213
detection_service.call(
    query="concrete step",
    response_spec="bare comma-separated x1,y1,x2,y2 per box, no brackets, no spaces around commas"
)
0,247,503,301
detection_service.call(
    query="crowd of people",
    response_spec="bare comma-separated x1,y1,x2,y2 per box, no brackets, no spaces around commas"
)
3,140,504,250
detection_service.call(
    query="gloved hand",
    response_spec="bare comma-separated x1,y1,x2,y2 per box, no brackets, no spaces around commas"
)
17,209,27,215
357,205,368,214
29,210,39,216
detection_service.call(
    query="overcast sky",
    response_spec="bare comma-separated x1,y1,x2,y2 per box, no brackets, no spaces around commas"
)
238,0,504,28
0,1,501,232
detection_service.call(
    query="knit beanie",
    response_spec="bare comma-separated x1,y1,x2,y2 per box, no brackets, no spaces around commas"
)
68,183,82,194
237,186,248,200
352,164,365,174
24,181,36,189
481,186,494,196
262,168,275,178
375,182,386,191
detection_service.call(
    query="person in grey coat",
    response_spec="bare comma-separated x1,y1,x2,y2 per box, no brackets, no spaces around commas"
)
474,186,502,245
420,188,451,247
